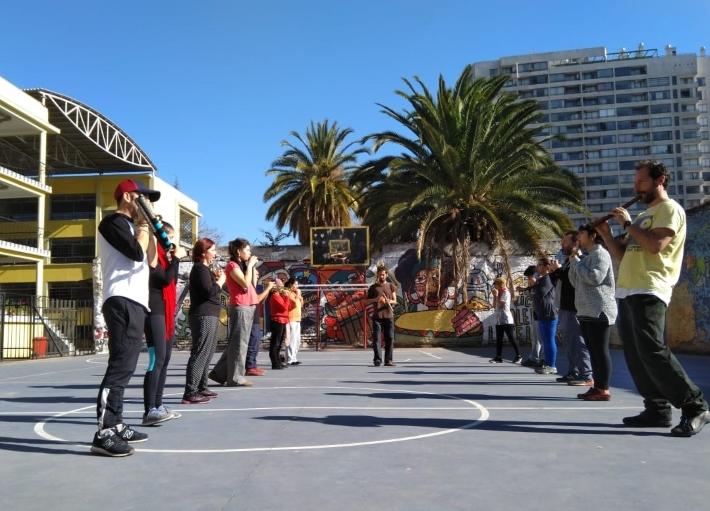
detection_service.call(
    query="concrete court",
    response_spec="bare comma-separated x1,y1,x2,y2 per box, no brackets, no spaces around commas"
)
1,346,709,511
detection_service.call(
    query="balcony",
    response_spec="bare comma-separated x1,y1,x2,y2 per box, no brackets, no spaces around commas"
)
0,165,51,262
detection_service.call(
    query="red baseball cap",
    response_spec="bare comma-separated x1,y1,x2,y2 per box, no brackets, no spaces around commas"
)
114,179,161,202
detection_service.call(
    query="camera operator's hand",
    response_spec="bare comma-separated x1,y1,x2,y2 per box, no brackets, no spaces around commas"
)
247,255,259,268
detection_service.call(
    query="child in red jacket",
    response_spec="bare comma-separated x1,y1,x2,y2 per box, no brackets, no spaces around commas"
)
268,279,295,369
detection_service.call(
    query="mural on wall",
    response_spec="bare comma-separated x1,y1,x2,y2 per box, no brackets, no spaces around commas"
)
390,248,537,344
668,204,710,351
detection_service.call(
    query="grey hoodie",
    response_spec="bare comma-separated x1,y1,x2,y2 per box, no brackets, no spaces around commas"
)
568,244,617,325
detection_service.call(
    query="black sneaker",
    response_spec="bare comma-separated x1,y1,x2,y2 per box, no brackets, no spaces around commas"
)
556,373,577,383
622,411,672,428
91,430,134,457
670,411,710,437
512,355,522,364
115,424,148,443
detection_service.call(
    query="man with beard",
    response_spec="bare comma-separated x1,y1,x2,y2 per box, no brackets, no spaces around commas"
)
366,265,398,366
92,179,158,456
597,160,709,436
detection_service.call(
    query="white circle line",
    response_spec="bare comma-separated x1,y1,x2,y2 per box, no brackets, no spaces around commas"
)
33,386,489,454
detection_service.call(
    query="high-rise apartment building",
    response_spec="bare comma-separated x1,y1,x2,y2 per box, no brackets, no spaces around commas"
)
472,45,709,222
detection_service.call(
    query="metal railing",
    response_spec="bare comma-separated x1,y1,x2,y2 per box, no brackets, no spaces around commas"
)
0,294,94,360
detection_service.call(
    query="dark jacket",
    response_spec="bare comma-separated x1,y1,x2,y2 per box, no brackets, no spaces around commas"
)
533,274,557,321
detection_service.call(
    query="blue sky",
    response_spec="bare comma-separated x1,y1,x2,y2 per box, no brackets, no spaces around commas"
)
3,0,709,244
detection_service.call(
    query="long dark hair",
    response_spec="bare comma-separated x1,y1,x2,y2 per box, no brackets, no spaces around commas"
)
228,237,250,271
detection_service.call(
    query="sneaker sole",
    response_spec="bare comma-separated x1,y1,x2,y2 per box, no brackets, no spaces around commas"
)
122,436,149,444
141,416,172,427
90,445,134,457
181,399,211,404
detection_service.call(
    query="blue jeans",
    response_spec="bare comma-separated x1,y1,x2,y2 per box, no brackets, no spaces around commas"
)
557,310,591,378
538,318,559,368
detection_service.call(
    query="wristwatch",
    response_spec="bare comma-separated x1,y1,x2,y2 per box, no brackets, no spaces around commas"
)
623,220,631,230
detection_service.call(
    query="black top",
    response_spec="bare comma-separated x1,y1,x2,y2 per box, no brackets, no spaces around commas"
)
148,256,180,315
551,258,576,312
98,213,143,261
533,274,557,320
189,264,221,317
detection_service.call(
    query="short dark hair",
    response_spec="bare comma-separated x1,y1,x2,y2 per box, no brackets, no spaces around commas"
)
284,277,296,288
564,230,578,241
523,265,536,277
635,160,670,189
192,238,215,262
376,264,388,274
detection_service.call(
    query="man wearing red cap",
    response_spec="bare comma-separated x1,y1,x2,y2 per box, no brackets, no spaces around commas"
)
91,179,159,457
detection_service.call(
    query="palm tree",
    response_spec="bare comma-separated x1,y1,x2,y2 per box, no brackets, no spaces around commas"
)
264,120,369,244
352,67,583,302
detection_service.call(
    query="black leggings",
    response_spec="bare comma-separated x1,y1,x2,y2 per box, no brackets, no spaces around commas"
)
495,324,519,358
269,321,287,368
579,317,611,390
144,314,173,412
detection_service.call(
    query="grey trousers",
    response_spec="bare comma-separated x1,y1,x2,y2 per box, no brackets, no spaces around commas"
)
558,309,592,378
212,305,255,384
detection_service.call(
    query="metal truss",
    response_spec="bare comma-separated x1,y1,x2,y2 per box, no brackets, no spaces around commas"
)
38,90,156,170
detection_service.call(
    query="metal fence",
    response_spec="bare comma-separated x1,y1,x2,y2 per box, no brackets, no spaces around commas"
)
0,294,94,360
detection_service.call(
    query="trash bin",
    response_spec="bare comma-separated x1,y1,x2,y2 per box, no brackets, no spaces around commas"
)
33,337,48,359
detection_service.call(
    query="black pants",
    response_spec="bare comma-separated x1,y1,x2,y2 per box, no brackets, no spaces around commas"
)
578,316,611,390
269,321,287,368
143,314,173,412
495,324,520,358
372,317,394,365
618,295,708,417
97,297,146,430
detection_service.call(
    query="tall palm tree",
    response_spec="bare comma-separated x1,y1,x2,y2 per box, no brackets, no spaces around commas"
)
352,67,583,302
264,120,368,244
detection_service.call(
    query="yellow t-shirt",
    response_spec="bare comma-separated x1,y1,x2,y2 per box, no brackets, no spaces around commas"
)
617,198,686,305
288,291,303,322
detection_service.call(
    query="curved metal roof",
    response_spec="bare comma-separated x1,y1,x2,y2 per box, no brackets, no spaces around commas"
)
15,89,157,174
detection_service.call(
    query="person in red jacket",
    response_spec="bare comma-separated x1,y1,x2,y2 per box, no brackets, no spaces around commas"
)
268,279,295,369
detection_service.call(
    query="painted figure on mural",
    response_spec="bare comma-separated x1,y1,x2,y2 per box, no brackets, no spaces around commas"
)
395,249,457,311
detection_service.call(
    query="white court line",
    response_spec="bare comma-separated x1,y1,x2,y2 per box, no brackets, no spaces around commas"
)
485,406,641,410
33,386,489,453
416,350,442,360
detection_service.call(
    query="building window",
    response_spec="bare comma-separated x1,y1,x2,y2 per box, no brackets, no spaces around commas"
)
650,104,672,114
650,117,673,128
50,194,96,220
582,68,614,80
616,93,647,103
615,66,647,77
180,209,194,246
648,77,670,87
518,74,548,86
518,61,548,73
0,197,38,221
550,72,580,83
652,131,673,141
615,79,646,90
50,237,95,263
